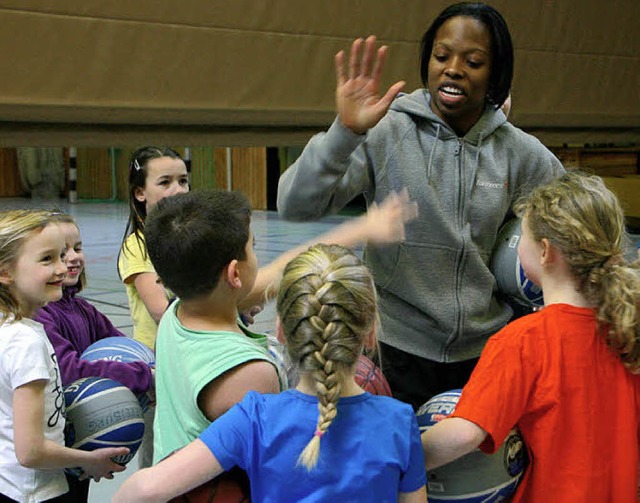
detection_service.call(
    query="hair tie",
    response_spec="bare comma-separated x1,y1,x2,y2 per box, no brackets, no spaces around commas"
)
604,254,624,268
314,429,324,438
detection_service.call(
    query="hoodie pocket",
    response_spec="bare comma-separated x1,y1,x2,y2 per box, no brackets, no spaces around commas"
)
367,242,459,333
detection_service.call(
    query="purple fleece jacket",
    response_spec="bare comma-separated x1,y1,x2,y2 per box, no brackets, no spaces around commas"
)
34,286,152,395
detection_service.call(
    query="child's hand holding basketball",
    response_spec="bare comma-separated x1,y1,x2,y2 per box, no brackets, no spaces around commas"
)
365,188,418,244
78,446,129,482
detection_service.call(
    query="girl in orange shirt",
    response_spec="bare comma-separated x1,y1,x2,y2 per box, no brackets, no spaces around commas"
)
422,172,640,502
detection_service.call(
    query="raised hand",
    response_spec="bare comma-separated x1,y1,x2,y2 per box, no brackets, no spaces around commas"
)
365,189,418,244
335,35,406,135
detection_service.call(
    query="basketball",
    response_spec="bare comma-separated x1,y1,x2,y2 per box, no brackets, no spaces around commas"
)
80,336,155,366
81,336,155,411
63,376,145,477
267,336,294,388
354,354,392,396
490,218,544,307
417,389,527,502
169,470,251,503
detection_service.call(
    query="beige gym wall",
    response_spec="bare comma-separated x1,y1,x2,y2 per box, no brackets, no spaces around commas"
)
0,0,637,146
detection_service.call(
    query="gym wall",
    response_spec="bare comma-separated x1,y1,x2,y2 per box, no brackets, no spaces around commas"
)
0,0,637,147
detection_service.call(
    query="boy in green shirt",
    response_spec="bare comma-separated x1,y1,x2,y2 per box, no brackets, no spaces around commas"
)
145,188,416,494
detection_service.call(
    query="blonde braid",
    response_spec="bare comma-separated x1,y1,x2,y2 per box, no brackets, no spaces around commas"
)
277,244,377,470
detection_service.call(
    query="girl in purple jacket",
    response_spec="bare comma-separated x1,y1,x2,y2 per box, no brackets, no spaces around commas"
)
35,212,154,501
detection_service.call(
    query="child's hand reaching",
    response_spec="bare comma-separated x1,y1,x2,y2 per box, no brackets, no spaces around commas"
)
78,447,129,482
240,305,263,326
364,189,418,244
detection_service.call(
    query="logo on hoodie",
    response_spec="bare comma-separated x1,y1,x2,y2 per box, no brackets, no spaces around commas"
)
476,180,508,189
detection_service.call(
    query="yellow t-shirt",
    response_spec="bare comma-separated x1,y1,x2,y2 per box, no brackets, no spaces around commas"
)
118,232,170,350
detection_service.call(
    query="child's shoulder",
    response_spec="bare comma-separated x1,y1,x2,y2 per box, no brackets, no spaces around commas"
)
0,318,48,352
166,306,267,343
158,310,271,365
120,232,146,257
364,392,415,413
1,316,41,335
352,393,419,433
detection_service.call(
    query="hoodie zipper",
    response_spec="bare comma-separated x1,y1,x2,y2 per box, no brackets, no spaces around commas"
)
446,138,465,360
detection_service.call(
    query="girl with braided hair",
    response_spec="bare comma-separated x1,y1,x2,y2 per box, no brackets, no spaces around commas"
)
114,244,427,503
422,171,640,502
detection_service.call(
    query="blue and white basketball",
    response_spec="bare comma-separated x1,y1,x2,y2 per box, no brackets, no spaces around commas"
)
267,334,295,389
64,377,144,477
418,389,528,502
81,336,155,367
490,218,544,307
81,337,155,411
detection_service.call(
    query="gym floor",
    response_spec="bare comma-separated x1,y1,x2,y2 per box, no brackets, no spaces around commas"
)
0,197,351,501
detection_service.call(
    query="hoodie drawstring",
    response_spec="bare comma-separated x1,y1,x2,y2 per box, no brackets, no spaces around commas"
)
426,124,441,182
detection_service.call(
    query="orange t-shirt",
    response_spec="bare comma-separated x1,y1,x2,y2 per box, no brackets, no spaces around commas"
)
453,303,639,503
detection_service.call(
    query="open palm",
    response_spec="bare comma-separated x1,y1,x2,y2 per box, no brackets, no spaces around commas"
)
335,36,405,135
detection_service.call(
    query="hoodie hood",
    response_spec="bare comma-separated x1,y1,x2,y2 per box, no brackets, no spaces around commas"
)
389,88,507,145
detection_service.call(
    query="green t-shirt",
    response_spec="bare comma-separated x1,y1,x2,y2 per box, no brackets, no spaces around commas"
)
153,300,285,463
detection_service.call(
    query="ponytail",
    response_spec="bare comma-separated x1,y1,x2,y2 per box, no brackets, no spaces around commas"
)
517,172,640,373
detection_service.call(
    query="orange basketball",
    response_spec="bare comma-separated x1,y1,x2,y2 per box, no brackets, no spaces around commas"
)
169,468,250,503
354,354,393,396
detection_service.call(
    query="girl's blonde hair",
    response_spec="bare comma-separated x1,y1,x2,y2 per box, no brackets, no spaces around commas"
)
0,210,57,320
276,244,377,470
515,172,640,372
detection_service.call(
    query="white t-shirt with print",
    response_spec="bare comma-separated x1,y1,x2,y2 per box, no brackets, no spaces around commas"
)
0,317,68,502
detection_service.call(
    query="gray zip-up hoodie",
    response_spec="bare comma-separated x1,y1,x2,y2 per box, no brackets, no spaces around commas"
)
277,89,564,362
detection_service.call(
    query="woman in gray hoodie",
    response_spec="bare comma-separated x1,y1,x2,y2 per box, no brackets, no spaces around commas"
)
277,2,564,409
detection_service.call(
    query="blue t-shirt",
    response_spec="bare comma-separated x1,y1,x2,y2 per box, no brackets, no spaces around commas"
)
199,389,426,502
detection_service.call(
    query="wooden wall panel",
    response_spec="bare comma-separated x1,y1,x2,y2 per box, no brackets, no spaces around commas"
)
0,148,24,197
76,148,112,199
231,147,267,210
114,147,134,201
189,147,218,190
213,148,228,191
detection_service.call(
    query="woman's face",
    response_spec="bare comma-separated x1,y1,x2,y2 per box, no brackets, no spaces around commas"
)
135,156,189,212
427,15,492,135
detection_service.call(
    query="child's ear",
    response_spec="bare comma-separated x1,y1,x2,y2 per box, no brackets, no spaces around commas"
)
275,317,286,345
540,238,555,266
134,186,146,203
225,260,243,289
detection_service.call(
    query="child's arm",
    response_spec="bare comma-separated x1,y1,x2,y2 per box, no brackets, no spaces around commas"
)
198,360,280,421
112,438,223,503
13,380,128,481
36,308,153,395
399,486,428,503
121,237,171,324
421,417,487,470
132,271,170,324
238,189,417,310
